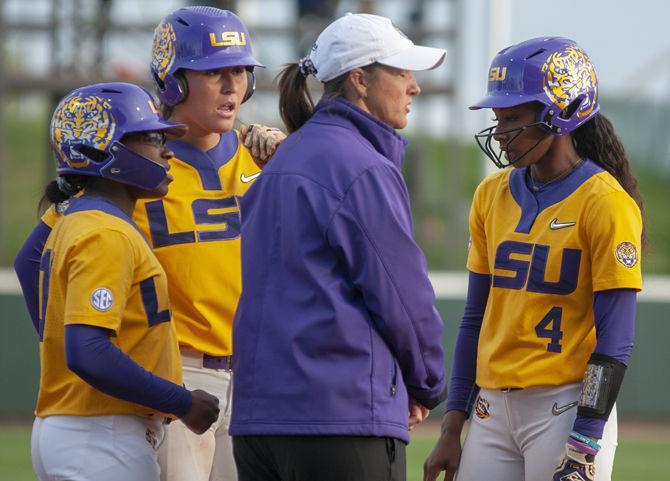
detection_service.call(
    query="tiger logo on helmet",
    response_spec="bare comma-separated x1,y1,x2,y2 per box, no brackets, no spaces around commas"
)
541,46,598,119
51,93,116,169
151,21,176,82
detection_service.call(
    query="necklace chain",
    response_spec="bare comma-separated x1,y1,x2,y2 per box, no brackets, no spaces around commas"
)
528,158,584,192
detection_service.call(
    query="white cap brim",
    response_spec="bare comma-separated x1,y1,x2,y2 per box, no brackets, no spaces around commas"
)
378,45,447,72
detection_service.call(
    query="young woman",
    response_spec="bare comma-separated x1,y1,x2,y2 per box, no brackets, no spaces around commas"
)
16,82,220,481
139,7,285,481
424,37,644,481
14,8,283,481
230,13,447,481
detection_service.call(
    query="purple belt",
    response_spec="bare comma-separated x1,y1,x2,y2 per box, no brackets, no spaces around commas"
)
202,354,233,371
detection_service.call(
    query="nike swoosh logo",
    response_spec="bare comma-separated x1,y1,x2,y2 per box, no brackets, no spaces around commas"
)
550,218,576,230
240,172,261,183
552,401,578,415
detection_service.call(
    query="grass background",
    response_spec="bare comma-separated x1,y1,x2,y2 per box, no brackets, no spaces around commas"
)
2,112,670,271
2,421,669,480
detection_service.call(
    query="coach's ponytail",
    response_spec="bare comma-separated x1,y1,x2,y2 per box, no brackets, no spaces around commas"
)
278,62,380,134
277,62,315,133
573,114,647,250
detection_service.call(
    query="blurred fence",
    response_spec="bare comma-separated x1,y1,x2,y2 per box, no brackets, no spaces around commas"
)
1,270,669,419
0,0,463,266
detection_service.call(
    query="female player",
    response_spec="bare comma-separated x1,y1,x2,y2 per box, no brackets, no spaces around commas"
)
230,13,447,481
18,82,220,481
14,7,283,481
423,37,644,481
139,7,284,481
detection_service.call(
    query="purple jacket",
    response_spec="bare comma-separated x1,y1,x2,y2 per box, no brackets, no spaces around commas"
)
230,97,446,443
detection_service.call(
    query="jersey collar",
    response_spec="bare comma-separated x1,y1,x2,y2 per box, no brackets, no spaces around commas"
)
64,195,143,235
509,159,603,233
166,131,239,191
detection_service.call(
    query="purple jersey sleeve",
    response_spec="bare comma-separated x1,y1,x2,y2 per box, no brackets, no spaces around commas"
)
14,221,52,333
65,324,192,417
573,289,636,439
445,271,490,414
592,289,636,364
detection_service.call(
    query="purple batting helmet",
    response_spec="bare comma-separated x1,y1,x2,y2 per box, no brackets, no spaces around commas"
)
51,82,186,191
470,37,599,167
151,6,265,107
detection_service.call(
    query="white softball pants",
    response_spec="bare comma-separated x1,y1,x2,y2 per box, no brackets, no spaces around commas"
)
32,414,165,481
158,349,235,481
456,383,617,481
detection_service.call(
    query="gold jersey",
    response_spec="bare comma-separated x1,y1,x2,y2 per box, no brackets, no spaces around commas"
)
133,131,260,356
467,161,642,389
36,197,181,417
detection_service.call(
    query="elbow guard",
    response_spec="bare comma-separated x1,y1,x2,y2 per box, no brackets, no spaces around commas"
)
577,353,627,420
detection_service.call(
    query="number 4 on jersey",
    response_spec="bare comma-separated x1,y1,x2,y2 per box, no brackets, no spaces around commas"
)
535,306,563,353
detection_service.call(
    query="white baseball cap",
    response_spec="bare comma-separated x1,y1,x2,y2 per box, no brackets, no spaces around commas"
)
307,13,447,82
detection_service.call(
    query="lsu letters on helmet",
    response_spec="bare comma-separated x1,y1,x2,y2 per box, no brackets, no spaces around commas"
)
470,37,599,168
151,6,265,106
51,82,186,191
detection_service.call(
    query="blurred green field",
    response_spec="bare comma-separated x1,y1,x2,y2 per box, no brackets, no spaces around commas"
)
2,423,669,481
3,109,670,271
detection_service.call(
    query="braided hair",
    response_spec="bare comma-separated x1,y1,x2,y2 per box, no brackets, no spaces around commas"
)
573,113,647,250
38,175,88,215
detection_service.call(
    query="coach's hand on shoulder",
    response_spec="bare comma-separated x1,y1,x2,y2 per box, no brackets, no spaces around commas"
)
423,411,466,481
552,442,596,481
180,389,220,434
241,123,286,168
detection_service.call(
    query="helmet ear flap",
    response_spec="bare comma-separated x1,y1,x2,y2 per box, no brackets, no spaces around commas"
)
542,94,593,136
157,68,253,105
154,69,189,107
242,68,255,103
174,71,189,102
561,97,584,121
100,141,168,191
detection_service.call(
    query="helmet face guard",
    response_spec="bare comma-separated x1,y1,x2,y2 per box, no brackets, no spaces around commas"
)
474,121,551,169
151,6,265,107
51,82,186,191
470,37,599,168
100,141,170,191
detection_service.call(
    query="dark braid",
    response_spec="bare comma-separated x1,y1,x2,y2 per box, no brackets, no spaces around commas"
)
573,113,647,251
37,175,88,216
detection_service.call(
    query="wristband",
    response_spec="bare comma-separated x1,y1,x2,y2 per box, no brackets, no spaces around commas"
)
567,436,599,457
570,430,601,452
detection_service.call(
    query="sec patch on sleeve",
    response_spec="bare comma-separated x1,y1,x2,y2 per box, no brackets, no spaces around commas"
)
615,242,638,268
90,287,114,312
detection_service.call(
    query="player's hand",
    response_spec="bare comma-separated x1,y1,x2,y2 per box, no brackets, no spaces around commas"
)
408,397,430,431
423,411,466,481
240,123,286,168
180,389,220,435
552,443,595,481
